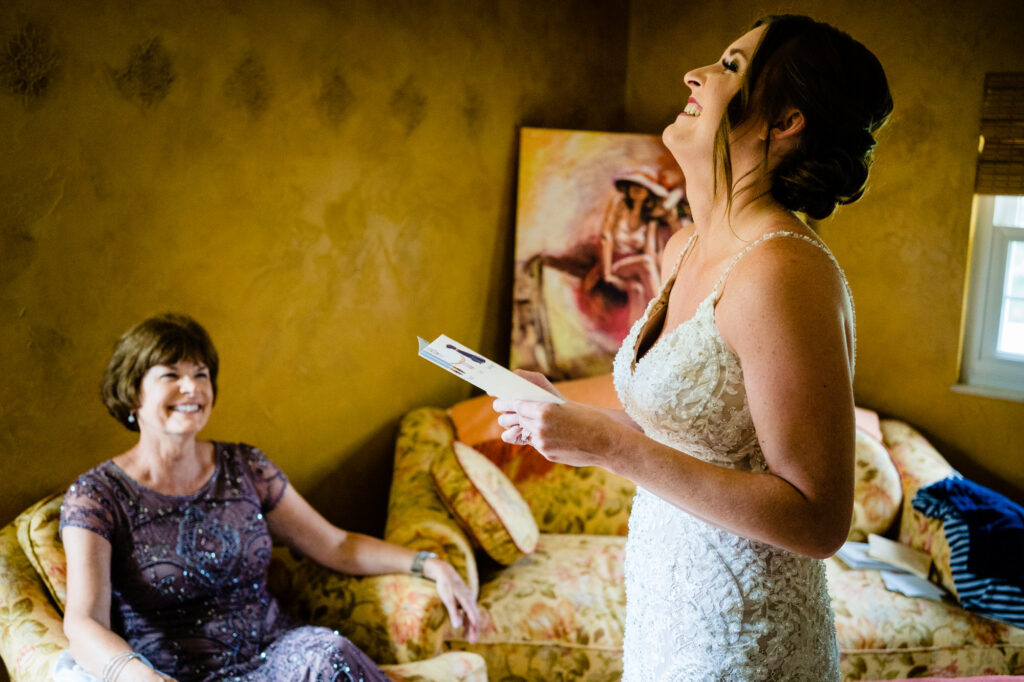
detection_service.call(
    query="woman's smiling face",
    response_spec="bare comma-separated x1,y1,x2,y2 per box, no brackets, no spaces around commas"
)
134,360,213,437
662,25,765,165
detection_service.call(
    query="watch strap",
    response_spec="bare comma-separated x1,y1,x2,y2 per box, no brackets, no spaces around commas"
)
410,551,437,577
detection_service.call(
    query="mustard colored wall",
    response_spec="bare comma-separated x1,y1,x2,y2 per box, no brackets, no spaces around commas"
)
626,0,1024,501
0,0,629,530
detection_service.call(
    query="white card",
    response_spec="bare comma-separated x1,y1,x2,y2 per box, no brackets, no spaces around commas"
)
417,335,564,404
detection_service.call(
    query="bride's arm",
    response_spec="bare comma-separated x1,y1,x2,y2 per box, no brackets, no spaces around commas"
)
507,237,855,559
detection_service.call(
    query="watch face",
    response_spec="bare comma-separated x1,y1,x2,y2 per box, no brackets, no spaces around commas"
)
412,551,436,576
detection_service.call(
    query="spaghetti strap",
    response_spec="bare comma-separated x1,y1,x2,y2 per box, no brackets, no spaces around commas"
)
665,231,700,286
711,231,849,301
711,230,856,365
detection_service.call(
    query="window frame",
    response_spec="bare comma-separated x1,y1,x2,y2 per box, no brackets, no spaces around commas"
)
957,194,1024,400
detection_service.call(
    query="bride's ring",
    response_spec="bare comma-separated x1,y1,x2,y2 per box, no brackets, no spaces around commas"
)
520,428,531,443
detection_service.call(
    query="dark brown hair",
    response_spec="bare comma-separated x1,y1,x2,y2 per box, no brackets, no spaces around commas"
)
101,313,219,431
714,15,893,220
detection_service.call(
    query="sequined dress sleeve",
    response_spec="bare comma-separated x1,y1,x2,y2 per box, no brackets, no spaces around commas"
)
59,443,390,682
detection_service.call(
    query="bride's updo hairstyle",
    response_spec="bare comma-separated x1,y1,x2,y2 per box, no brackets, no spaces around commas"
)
717,15,893,220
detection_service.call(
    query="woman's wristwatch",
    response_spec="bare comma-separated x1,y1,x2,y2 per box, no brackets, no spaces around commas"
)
410,551,437,578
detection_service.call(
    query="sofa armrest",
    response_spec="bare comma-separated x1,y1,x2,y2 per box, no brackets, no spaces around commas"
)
268,547,452,665
385,408,477,595
879,419,958,596
0,521,68,682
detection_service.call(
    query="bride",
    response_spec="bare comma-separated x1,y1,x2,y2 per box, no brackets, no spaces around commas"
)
495,14,892,680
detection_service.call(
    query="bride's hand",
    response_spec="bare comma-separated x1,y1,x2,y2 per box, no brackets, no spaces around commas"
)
492,370,567,449
494,398,621,469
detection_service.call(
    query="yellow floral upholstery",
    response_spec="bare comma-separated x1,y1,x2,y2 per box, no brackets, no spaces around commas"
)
385,408,1024,682
882,419,960,596
15,495,66,609
449,533,626,680
848,428,902,542
827,557,1024,679
432,442,538,565
0,483,487,681
471,439,635,536
448,374,635,537
266,546,454,665
0,521,69,682
386,408,479,596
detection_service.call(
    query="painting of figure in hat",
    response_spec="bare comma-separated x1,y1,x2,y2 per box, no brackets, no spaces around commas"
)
511,127,691,380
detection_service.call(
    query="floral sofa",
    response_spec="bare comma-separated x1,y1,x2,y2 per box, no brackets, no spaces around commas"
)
0,496,487,682
379,374,1024,681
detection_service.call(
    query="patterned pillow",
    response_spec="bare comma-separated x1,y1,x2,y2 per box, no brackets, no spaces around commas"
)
472,438,634,536
431,441,539,565
15,493,67,611
849,427,903,541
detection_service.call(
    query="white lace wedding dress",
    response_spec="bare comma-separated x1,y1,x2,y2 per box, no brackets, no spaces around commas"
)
612,231,844,681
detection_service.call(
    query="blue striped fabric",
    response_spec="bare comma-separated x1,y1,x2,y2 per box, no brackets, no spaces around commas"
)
913,476,1024,627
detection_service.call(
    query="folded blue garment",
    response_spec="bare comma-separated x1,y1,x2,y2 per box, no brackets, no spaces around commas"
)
913,476,1024,626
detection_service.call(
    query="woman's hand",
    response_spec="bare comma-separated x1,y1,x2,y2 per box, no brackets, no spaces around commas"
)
423,558,480,643
493,397,624,470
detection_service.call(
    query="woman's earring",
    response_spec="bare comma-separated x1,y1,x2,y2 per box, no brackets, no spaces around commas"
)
128,413,136,424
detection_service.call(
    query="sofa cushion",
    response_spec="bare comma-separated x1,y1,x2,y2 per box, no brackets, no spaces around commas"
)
881,419,960,596
431,441,539,565
15,493,67,611
826,557,1024,679
472,438,634,536
448,533,625,681
848,427,902,541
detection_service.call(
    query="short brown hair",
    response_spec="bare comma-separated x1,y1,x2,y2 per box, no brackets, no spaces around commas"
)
101,313,219,431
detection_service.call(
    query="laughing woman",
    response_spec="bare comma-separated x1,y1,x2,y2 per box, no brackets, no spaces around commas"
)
495,15,892,681
59,313,479,682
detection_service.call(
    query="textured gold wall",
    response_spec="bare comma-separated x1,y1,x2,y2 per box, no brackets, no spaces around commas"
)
3,0,1022,541
626,0,1024,501
0,0,628,530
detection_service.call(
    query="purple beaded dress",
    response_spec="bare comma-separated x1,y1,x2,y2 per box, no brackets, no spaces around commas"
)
59,442,391,682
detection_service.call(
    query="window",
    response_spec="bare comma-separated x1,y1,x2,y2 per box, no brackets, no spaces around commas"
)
957,74,1024,399
960,195,1024,396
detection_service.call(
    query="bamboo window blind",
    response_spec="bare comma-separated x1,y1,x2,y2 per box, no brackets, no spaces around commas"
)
976,72,1024,195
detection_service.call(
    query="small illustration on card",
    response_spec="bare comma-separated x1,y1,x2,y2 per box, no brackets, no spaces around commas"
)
417,335,564,404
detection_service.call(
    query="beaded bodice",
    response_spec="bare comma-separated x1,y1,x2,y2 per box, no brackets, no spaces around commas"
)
60,442,290,681
613,231,847,681
614,230,853,469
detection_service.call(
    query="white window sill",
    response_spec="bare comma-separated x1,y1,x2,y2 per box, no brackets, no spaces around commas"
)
951,382,1024,403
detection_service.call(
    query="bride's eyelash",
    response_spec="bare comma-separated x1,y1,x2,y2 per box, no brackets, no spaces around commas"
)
722,58,739,73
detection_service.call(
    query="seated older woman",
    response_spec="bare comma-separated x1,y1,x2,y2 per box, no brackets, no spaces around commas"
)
59,313,479,682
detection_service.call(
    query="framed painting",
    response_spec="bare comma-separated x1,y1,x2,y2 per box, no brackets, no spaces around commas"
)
510,127,690,379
